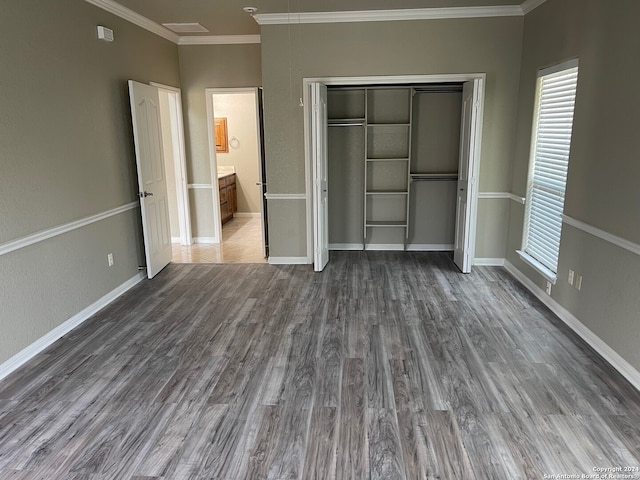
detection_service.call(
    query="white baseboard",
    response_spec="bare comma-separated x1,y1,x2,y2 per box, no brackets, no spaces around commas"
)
474,257,505,266
234,212,261,218
503,260,640,392
268,256,310,265
329,243,454,252
365,244,405,251
406,244,454,252
171,236,181,243
0,272,146,383
329,243,364,250
193,237,218,244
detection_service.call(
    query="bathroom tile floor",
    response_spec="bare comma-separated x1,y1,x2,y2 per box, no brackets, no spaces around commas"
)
172,216,266,264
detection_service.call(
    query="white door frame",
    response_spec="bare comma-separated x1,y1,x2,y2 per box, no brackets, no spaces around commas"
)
303,74,485,266
205,87,265,246
151,82,192,245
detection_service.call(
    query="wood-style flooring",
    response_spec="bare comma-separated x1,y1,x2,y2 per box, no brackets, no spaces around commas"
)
1,252,639,479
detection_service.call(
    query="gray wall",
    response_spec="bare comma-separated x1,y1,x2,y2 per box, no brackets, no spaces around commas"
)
177,44,262,238
409,92,461,247
261,17,523,257
506,0,640,370
0,0,180,364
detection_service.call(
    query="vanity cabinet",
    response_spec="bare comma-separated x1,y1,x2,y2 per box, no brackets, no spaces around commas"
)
219,173,237,224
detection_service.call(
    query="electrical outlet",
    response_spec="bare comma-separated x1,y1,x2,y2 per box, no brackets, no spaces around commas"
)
575,274,582,291
545,281,552,295
107,253,114,267
568,269,575,286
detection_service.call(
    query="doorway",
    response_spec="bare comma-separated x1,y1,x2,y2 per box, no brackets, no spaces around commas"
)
153,83,191,248
304,74,485,273
203,87,268,263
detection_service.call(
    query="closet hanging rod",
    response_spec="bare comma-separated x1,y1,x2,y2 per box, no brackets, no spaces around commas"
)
411,173,459,181
328,122,365,127
413,89,463,94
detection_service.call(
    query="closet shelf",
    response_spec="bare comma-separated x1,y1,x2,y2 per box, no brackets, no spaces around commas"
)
366,157,410,162
366,221,408,227
367,123,411,127
328,118,366,126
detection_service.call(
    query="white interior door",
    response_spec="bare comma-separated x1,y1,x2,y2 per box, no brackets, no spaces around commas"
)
128,80,172,279
312,82,329,272
454,81,479,273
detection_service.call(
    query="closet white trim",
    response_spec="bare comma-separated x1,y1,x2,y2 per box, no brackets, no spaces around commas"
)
329,243,454,251
305,73,485,271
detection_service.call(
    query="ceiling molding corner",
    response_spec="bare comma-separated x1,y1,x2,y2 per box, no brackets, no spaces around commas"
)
253,5,524,25
521,0,549,15
84,0,179,43
178,34,261,46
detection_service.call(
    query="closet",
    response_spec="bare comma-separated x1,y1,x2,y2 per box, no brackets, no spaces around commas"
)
327,83,463,251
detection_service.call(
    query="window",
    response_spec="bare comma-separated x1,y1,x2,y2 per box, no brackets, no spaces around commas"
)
519,60,579,281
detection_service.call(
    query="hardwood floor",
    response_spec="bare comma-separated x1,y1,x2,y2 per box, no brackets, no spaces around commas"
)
1,252,639,479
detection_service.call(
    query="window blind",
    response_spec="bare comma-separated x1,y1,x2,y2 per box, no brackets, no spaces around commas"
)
523,63,579,275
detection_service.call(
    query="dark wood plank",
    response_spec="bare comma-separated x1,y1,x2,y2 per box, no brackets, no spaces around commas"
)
336,358,369,480
0,253,638,479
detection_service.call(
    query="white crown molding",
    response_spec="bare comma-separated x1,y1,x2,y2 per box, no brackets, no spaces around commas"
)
521,0,549,15
562,215,640,258
504,260,640,392
87,0,546,43
178,35,261,45
0,272,145,382
253,5,523,25
0,202,139,257
84,0,179,43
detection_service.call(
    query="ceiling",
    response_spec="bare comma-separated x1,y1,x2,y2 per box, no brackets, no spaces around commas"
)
115,0,526,36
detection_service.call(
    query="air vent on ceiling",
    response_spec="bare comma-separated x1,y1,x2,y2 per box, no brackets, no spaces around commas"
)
162,23,209,33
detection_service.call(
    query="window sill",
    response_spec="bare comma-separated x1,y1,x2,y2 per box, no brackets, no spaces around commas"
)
516,250,557,285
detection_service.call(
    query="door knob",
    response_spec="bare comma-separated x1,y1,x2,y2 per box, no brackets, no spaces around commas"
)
138,191,153,198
